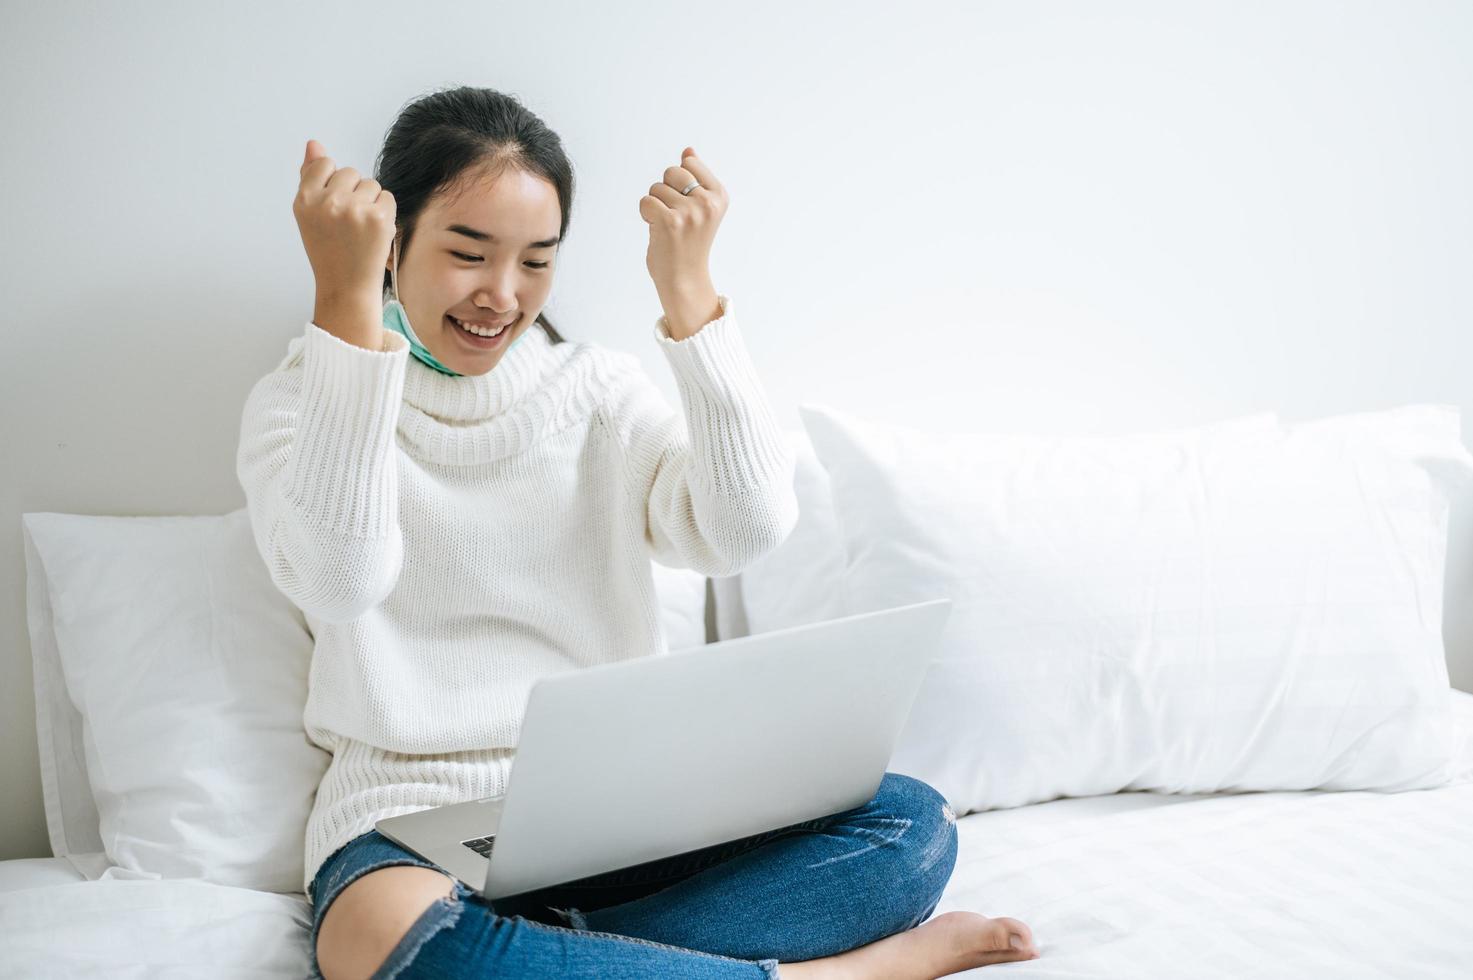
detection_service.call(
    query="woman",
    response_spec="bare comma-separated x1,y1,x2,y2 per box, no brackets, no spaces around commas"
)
238,85,1038,979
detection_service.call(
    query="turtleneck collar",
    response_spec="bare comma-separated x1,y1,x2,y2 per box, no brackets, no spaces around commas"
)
401,323,556,424
393,322,606,467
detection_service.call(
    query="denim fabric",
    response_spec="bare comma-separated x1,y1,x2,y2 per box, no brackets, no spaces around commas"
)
307,771,959,979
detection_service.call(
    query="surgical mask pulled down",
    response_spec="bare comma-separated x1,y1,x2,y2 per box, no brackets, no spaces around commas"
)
382,238,524,376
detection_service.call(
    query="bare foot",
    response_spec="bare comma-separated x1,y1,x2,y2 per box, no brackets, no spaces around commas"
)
778,910,1039,980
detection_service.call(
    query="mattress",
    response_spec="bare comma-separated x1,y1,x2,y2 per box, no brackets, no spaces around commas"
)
935,687,1473,978
3,690,1470,978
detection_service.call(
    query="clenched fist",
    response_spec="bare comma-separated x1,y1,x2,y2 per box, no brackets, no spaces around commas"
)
294,139,397,306
638,147,727,339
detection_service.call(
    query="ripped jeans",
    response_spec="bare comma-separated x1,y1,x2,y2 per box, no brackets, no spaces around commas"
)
307,771,959,979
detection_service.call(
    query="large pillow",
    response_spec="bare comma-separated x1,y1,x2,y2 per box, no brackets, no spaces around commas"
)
798,402,1473,814
21,510,329,892
716,414,1278,641
651,560,710,651
22,520,105,872
22,508,711,892
711,428,848,642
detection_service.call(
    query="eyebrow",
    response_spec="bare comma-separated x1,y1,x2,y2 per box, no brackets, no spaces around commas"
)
445,224,561,249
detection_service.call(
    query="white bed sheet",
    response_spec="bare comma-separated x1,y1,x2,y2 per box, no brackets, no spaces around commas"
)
3,690,1470,978
936,687,1473,978
0,878,311,977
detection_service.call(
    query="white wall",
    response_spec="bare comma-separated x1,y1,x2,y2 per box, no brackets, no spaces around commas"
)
3,0,1470,861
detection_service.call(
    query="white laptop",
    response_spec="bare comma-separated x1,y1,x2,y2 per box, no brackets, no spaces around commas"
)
375,596,952,901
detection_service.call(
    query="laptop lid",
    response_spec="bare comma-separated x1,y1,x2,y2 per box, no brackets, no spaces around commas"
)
483,596,953,900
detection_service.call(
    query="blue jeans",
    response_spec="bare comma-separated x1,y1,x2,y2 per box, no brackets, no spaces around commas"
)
307,771,959,979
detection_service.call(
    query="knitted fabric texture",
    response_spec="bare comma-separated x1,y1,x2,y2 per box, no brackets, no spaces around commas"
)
235,295,798,892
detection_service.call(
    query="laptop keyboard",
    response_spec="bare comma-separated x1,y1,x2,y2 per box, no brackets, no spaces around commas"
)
462,835,497,859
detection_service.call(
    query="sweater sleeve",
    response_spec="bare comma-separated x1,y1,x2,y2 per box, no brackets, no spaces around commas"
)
235,322,411,624
602,294,799,578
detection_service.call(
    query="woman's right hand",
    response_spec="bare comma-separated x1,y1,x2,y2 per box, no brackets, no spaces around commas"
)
294,139,396,306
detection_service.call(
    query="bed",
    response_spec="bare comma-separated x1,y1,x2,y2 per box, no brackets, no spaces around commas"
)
2,689,1468,977
11,406,1473,977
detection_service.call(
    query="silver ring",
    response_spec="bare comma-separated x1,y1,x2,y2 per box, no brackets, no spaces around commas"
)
679,180,700,196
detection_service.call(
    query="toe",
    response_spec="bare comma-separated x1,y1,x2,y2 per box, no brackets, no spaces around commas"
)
935,910,1041,968
995,916,1038,957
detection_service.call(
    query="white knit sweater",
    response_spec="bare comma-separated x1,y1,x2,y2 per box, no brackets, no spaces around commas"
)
235,295,798,894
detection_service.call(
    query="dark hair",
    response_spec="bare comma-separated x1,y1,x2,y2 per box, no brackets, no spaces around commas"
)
374,86,572,344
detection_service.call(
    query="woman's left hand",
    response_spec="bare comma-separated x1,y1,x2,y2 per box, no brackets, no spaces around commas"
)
639,148,727,337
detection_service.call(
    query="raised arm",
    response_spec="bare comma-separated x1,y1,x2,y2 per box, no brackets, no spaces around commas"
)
603,295,798,578
236,323,410,624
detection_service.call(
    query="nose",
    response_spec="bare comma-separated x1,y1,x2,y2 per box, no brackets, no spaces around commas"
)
472,282,517,315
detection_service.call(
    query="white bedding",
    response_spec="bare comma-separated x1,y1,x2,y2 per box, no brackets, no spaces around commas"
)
4,690,1471,978
937,687,1473,978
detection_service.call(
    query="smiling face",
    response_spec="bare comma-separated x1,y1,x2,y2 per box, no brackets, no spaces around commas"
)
388,164,563,376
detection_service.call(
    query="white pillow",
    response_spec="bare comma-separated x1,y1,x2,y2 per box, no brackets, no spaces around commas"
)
711,428,847,642
651,561,710,651
716,416,1278,640
798,402,1472,814
22,508,710,893
22,509,329,892
22,519,105,869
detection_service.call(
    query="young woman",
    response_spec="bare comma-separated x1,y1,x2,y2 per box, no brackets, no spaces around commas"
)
238,85,1038,980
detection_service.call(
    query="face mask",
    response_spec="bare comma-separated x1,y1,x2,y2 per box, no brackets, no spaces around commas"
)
383,237,525,377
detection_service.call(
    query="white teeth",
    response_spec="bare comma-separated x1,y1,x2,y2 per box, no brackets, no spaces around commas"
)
452,316,507,338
